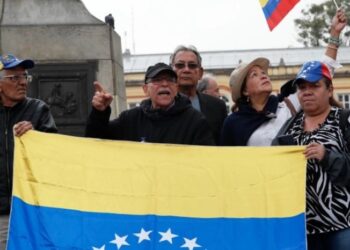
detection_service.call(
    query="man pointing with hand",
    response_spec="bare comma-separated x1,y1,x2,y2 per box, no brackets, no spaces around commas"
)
85,62,214,145
91,81,113,111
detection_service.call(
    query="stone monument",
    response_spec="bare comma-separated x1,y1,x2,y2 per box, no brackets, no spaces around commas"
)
0,0,126,136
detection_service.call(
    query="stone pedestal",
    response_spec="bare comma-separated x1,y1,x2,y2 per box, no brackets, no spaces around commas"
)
0,0,126,136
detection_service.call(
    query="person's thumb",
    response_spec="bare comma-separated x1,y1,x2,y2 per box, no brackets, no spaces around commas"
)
94,81,104,93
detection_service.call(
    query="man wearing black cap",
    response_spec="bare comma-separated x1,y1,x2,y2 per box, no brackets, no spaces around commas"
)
0,54,57,248
85,62,214,145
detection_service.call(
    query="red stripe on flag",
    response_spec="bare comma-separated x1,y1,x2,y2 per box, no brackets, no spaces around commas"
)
267,0,300,31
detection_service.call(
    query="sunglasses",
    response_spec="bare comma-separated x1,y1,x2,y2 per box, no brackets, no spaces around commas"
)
173,62,199,70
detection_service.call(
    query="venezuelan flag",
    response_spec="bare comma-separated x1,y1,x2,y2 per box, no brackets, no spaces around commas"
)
9,131,306,250
260,0,300,31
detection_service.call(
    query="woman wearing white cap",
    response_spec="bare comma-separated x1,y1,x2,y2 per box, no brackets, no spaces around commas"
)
220,9,347,147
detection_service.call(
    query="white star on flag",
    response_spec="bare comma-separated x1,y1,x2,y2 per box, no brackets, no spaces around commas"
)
134,228,152,243
92,245,105,250
159,228,178,244
110,234,130,249
181,237,201,250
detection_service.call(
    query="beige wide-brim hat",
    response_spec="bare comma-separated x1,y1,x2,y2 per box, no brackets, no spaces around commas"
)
229,57,270,102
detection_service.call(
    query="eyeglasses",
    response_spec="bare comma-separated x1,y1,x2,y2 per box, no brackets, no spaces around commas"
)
173,62,199,70
0,74,32,83
146,76,177,85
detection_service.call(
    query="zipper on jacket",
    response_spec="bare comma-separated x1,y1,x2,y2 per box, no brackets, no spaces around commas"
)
4,109,11,205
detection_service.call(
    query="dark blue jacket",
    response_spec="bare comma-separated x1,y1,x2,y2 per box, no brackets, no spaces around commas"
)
0,98,57,214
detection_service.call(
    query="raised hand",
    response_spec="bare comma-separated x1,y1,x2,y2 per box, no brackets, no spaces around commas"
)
331,8,347,35
92,81,113,111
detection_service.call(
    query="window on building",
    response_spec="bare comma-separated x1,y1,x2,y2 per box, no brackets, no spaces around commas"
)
338,93,350,109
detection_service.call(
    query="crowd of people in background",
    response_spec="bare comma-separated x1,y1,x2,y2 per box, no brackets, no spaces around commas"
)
0,7,348,250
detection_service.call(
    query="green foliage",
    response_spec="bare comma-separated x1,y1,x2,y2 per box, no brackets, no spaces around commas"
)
294,0,350,47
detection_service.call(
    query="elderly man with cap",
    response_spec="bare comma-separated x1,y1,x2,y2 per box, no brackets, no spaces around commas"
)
0,54,57,248
85,62,214,145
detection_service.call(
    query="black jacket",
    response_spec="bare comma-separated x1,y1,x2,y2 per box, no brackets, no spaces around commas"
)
0,98,57,214
197,92,227,144
85,94,215,145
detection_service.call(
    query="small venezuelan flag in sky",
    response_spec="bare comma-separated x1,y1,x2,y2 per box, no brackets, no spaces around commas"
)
9,131,307,250
260,0,300,31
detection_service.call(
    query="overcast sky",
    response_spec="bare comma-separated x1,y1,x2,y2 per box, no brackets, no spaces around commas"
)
81,0,325,54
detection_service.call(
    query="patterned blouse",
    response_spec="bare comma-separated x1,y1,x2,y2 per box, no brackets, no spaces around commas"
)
285,107,350,234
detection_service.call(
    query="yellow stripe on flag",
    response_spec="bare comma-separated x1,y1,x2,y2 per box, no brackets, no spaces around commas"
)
13,131,306,218
259,0,269,7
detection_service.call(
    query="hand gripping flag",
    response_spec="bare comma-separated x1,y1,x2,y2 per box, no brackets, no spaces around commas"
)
9,131,307,250
260,0,300,31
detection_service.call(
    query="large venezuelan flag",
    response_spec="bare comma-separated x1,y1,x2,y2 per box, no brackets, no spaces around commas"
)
260,0,300,31
9,131,307,250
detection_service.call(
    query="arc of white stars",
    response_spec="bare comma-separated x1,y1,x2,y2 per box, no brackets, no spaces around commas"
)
181,237,201,250
92,245,105,250
159,228,178,244
134,228,152,243
110,234,130,250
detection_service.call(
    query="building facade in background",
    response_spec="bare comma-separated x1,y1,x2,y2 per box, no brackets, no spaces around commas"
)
123,47,350,111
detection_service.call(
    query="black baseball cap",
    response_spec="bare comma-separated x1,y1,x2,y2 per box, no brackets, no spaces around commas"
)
144,63,177,83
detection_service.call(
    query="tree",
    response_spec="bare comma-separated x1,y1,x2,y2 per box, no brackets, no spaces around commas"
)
294,0,350,47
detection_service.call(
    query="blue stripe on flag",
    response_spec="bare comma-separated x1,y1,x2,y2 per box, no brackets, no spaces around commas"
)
9,197,306,250
262,0,279,19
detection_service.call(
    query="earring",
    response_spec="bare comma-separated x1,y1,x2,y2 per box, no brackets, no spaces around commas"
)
246,96,250,103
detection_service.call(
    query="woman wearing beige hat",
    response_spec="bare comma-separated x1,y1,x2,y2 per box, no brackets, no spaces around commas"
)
220,9,347,146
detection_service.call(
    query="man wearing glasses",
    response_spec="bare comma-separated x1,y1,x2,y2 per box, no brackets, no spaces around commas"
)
170,46,227,145
86,62,214,145
0,54,57,249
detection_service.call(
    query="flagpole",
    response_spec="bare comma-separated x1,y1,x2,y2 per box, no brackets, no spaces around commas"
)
332,0,339,9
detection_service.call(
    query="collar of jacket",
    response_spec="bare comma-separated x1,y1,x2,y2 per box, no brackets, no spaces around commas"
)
140,94,192,121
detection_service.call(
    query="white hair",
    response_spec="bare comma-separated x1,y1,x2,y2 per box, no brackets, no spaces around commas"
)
169,45,202,66
197,73,217,92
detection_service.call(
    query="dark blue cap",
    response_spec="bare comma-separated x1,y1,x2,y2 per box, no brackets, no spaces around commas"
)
293,61,332,86
0,54,34,71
